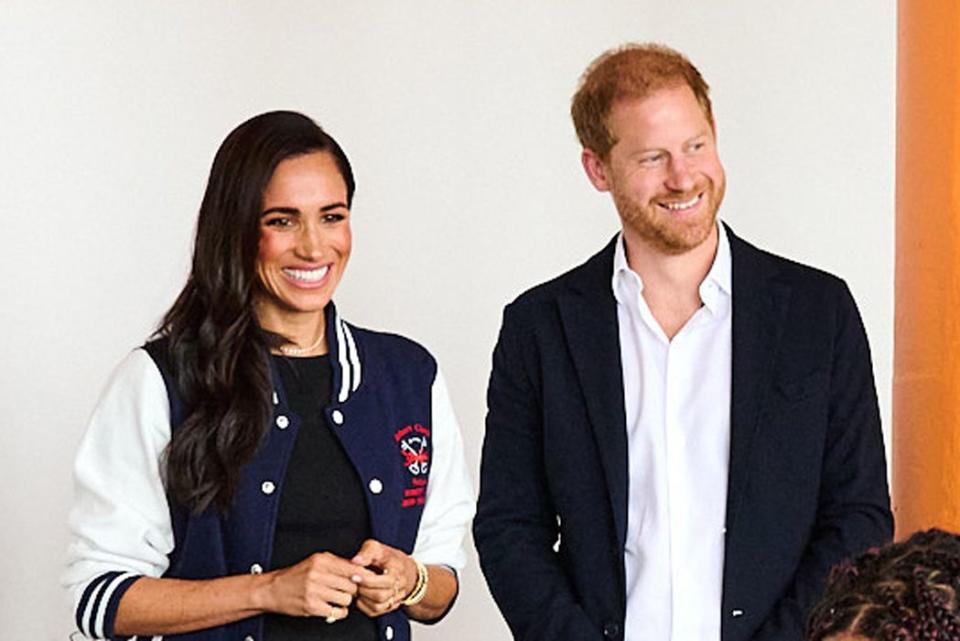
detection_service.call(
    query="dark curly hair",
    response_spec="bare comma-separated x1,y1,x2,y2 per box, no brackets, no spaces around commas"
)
808,529,960,641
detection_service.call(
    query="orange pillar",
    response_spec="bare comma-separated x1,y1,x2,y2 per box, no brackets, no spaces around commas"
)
892,0,960,537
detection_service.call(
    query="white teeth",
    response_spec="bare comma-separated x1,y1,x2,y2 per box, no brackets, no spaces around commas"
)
661,194,701,211
283,266,329,282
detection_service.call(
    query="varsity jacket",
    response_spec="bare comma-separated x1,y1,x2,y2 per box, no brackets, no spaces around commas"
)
64,303,474,641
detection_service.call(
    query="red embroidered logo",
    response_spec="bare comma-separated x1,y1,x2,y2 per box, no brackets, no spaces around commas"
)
394,423,430,508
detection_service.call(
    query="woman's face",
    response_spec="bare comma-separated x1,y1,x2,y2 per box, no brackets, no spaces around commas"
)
255,151,351,328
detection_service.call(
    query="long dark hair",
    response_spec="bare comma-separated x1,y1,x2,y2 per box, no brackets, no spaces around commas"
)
157,111,355,514
808,529,960,640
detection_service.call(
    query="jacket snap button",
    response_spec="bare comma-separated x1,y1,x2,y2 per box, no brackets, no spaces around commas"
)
368,478,383,494
331,409,344,425
250,563,263,574
275,415,289,429
602,622,620,639
384,625,394,640
261,481,276,495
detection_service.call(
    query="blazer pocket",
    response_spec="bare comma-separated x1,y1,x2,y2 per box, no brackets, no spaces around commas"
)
775,367,829,401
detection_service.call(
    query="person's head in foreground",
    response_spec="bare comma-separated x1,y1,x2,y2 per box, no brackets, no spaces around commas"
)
808,528,960,641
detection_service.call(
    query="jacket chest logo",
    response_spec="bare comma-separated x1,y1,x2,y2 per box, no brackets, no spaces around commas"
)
394,423,430,508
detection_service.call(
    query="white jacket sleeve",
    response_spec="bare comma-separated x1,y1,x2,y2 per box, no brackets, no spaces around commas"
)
411,366,475,572
62,348,174,640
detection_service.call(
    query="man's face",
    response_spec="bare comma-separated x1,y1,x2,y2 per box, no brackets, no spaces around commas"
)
583,84,726,255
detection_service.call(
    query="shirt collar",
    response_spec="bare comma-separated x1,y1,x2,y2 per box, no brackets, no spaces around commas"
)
611,220,732,315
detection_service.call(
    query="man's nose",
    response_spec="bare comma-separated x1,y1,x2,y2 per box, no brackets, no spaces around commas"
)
665,156,696,192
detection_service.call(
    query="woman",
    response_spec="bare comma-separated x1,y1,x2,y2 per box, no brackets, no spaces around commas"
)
807,529,960,641
63,111,474,641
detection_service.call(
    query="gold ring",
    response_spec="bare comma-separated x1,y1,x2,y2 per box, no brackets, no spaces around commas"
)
325,605,339,624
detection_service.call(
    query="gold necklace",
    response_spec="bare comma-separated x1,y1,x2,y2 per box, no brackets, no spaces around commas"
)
279,329,326,356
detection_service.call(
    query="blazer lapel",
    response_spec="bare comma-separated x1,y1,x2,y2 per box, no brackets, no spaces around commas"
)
557,237,629,549
726,227,791,532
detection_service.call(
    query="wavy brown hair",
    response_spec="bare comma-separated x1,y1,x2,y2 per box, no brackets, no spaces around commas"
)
571,43,713,160
156,111,355,513
808,529,960,641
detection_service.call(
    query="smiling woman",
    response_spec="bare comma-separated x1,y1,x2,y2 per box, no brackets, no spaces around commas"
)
61,111,474,641
255,151,353,349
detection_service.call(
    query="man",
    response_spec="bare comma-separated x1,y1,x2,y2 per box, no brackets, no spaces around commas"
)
473,43,892,641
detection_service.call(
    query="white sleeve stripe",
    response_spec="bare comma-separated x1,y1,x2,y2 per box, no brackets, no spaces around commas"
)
342,323,362,392
79,574,112,637
77,572,120,638
92,571,137,638
335,315,350,402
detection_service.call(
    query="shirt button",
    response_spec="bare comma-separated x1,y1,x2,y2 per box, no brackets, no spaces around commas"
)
275,415,289,429
384,625,394,640
272,391,279,405
261,481,276,495
250,563,263,574
331,409,344,425
602,621,621,639
368,478,383,494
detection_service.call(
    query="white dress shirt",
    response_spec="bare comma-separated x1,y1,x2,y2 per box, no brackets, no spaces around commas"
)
613,222,732,641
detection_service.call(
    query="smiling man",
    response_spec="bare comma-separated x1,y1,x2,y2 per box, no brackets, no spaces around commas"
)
473,44,893,641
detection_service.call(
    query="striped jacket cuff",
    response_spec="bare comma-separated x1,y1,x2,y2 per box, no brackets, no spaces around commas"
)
75,571,140,639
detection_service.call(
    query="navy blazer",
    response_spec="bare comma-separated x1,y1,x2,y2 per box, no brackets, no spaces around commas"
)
473,227,892,641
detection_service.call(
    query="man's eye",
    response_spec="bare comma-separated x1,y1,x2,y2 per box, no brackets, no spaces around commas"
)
640,154,664,165
323,213,346,223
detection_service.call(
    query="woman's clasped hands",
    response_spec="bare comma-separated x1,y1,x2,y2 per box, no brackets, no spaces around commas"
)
263,539,419,623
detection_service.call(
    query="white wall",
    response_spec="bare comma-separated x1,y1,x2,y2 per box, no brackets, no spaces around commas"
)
0,2,895,639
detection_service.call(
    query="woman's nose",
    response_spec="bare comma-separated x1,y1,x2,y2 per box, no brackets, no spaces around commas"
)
295,223,324,259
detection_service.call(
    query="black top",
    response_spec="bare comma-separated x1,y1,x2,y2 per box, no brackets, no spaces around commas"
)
263,354,377,641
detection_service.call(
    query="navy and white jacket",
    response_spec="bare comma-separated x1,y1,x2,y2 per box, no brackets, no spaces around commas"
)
63,304,475,641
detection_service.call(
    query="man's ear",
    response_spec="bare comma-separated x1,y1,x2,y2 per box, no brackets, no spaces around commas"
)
581,148,611,192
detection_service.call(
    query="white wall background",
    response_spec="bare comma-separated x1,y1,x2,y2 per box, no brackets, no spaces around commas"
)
0,2,895,639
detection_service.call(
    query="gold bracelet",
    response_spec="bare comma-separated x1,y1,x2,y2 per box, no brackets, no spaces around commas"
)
401,558,429,606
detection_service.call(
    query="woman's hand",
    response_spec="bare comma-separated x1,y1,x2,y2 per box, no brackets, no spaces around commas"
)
350,539,418,617
261,551,368,620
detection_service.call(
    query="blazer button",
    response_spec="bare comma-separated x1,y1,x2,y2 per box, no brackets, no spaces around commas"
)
384,624,394,640
331,409,344,425
261,481,276,495
368,478,383,494
602,622,621,639
250,563,263,574
275,415,289,429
